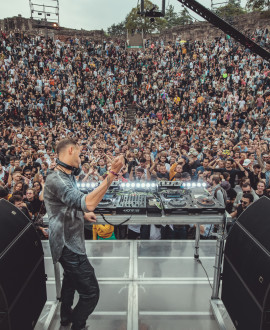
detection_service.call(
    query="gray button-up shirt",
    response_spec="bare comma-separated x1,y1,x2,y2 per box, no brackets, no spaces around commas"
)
44,170,88,263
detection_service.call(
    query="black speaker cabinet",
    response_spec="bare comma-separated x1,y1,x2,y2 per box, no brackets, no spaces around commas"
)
0,199,47,330
222,196,270,330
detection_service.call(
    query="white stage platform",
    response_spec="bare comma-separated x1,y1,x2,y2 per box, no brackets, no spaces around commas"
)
35,240,235,330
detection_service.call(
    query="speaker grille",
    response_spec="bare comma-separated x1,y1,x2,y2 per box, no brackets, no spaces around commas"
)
0,199,46,330
222,197,270,330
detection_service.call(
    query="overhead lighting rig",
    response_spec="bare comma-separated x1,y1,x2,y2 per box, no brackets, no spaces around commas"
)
138,0,166,18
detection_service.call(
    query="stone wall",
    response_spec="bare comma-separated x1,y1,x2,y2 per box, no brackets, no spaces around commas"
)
0,15,32,32
55,29,105,41
160,11,270,42
1,11,270,42
0,15,105,41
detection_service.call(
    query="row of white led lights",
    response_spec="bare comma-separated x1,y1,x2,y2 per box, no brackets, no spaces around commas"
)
182,182,207,188
120,182,156,189
77,182,98,188
77,181,207,189
120,182,206,188
76,182,156,189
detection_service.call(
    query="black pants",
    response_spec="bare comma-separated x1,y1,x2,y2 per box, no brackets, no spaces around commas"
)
161,225,175,239
173,226,188,239
140,225,151,239
127,229,140,239
59,246,100,330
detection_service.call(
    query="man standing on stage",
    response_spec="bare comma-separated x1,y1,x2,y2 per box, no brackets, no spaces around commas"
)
44,138,124,330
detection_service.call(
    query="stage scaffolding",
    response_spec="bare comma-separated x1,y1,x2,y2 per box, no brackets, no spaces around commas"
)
36,214,235,330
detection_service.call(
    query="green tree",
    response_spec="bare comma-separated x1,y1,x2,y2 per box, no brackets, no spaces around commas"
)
246,0,270,11
125,0,166,34
177,7,193,25
107,22,126,37
164,4,180,28
215,0,246,18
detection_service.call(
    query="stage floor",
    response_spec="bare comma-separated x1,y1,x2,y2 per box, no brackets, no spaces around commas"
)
36,240,235,330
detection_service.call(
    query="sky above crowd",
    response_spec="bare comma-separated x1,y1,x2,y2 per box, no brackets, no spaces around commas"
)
0,0,243,31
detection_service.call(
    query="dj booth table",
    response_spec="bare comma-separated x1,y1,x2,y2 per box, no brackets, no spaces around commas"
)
37,214,235,330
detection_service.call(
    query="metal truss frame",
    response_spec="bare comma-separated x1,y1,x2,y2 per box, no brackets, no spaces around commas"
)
39,214,232,329
29,0,59,24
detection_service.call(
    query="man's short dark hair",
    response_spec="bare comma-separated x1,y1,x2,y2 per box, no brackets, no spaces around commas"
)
223,172,230,180
253,164,261,170
56,138,78,155
212,175,221,185
0,186,8,198
242,193,254,203
12,191,24,197
14,166,22,173
136,168,144,173
9,195,23,204
33,161,41,169
159,164,167,168
181,172,190,179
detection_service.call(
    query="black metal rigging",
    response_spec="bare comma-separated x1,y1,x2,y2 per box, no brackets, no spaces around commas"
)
176,0,270,62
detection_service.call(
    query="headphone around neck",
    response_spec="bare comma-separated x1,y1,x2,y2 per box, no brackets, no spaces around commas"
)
56,159,81,176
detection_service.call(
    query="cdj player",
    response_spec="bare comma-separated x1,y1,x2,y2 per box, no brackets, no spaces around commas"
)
189,194,225,214
160,190,193,215
95,192,117,214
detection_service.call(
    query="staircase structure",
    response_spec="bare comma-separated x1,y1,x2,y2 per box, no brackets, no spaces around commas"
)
126,104,137,125
127,32,144,50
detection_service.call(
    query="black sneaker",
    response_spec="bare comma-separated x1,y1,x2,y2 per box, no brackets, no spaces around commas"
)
71,325,88,330
61,319,72,326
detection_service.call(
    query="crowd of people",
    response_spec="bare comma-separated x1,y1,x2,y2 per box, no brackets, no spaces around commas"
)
0,27,270,240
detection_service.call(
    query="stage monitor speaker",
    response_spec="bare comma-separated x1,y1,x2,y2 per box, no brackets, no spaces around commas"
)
222,196,270,330
0,199,47,330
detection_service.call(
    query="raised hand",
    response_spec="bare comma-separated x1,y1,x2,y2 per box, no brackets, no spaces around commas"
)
111,155,124,174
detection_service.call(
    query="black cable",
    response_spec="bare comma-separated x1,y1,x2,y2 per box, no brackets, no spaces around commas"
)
196,258,213,289
100,213,132,226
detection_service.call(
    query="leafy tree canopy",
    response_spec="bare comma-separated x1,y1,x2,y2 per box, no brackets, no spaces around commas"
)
215,0,246,18
246,0,270,11
107,22,126,37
